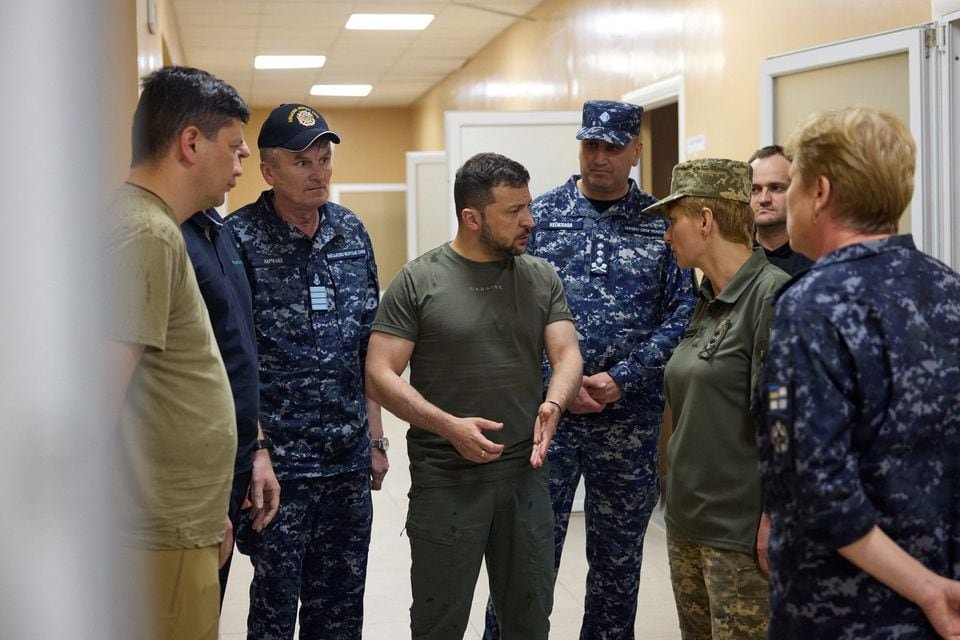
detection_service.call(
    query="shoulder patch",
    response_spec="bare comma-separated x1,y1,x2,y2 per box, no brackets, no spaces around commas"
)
767,384,788,412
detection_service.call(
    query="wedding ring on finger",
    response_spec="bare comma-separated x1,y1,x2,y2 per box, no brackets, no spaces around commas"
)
480,450,486,459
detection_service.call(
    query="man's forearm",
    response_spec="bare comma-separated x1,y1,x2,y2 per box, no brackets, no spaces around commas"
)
544,350,582,412
542,320,583,412
545,363,580,412
366,396,384,440
367,369,456,440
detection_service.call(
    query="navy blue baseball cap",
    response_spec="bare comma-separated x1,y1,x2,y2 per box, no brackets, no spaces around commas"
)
576,100,643,147
257,104,341,151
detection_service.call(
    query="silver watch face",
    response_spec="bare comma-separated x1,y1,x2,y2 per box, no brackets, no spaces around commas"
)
372,437,390,451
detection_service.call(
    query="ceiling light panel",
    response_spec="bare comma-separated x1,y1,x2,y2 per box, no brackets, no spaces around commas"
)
345,13,434,30
310,84,373,97
254,55,326,69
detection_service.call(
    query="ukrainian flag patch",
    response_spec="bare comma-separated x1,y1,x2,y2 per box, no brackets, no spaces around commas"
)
768,385,788,412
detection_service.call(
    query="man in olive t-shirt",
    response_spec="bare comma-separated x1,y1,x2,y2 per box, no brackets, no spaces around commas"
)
366,153,583,640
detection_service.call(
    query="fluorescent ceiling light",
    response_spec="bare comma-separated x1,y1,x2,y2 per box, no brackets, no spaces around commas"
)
255,55,326,70
310,84,373,97
345,13,434,30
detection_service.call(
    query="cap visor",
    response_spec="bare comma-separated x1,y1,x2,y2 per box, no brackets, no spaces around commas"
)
575,127,633,147
281,130,341,152
642,192,684,216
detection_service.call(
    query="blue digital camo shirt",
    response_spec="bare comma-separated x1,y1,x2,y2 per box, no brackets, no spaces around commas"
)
754,235,960,639
227,191,379,480
527,177,696,400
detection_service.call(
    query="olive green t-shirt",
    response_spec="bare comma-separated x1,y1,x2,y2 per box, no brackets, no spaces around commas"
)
106,184,236,549
664,249,789,554
372,243,573,487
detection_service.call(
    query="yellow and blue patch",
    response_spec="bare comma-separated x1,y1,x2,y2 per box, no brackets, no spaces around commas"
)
768,384,788,412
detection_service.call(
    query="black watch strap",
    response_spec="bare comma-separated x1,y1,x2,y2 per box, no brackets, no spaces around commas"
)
252,437,273,453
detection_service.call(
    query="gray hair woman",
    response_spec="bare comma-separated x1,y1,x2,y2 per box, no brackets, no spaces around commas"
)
754,106,960,639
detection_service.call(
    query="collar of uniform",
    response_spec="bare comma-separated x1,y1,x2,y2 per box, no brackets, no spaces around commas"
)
256,190,309,243
773,234,914,303
258,189,348,245
187,208,225,231
815,234,913,269
258,188,355,241
700,248,771,305
752,239,792,257
569,176,656,219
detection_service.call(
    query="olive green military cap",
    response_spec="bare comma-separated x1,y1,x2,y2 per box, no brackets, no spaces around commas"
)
643,158,752,215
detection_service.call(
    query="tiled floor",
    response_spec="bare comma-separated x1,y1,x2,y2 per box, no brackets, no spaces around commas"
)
220,410,681,639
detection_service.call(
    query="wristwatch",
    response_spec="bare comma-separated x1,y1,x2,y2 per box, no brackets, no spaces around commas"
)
371,437,390,452
252,437,274,453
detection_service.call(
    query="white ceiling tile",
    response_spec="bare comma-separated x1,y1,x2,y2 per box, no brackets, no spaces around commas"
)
173,0,539,107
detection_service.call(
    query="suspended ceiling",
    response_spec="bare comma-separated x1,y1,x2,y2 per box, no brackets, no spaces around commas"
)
170,0,543,108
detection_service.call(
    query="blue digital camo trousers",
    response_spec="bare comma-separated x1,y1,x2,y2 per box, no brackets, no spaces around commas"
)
485,407,661,640
236,470,372,640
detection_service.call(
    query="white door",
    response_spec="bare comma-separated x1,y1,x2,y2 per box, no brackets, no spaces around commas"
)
444,110,583,238
759,25,943,259
405,151,448,260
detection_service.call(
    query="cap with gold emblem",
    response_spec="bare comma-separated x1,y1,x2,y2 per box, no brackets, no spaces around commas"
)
258,103,341,151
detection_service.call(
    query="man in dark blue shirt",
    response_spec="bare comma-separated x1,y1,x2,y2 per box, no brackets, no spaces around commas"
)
748,145,813,276
183,207,280,604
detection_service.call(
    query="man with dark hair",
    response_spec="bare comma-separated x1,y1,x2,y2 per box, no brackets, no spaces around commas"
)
748,145,813,275
104,65,250,639
366,152,583,639
487,101,697,639
131,65,250,167
227,103,386,639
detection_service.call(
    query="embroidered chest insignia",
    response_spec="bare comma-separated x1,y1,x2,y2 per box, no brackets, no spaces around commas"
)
698,318,730,359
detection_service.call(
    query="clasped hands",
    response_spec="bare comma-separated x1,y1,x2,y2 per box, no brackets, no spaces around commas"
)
567,372,622,414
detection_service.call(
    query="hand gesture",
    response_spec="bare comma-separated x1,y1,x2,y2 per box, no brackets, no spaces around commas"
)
530,401,562,468
447,417,505,463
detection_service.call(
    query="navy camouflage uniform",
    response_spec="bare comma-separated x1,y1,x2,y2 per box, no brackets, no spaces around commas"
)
227,190,379,640
529,176,695,638
754,235,960,639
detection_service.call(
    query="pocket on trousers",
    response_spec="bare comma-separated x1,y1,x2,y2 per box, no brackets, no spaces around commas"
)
405,521,458,547
735,565,769,600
